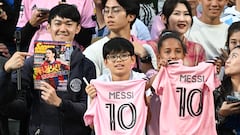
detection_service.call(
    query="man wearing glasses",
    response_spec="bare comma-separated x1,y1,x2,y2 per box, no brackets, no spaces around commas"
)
83,0,157,77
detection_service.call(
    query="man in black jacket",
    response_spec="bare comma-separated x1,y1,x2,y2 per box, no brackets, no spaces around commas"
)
0,4,96,135
0,0,22,54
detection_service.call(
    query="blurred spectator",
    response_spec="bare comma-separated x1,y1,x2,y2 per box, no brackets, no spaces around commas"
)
221,0,240,25
186,0,229,59
0,0,22,54
139,0,156,30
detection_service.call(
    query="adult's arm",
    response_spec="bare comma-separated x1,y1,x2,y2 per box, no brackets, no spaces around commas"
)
0,67,16,105
0,52,31,105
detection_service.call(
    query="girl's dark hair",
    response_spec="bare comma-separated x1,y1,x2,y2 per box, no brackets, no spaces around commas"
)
48,4,81,24
158,29,187,54
103,37,134,59
162,0,193,28
102,0,139,28
225,21,240,53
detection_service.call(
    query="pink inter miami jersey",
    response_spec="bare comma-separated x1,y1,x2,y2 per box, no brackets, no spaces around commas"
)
17,0,96,54
84,79,148,135
152,60,220,135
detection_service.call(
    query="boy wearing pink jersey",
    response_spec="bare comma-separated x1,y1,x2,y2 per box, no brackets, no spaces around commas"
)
84,37,152,135
16,0,96,54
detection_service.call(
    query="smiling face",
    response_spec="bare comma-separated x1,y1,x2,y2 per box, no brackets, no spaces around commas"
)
47,16,81,42
199,0,227,23
45,49,55,62
225,47,240,76
165,3,192,36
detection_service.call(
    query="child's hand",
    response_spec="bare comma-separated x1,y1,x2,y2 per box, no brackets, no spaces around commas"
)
85,84,97,99
206,57,222,74
157,59,169,70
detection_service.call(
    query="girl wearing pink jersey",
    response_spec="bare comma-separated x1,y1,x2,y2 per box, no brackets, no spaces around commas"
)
147,30,186,135
147,29,220,134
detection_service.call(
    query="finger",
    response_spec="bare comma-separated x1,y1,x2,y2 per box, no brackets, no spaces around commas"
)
220,48,228,57
36,81,51,92
89,91,97,98
19,52,32,57
41,90,48,101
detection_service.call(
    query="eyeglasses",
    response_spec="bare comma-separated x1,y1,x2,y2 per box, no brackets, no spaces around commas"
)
106,53,131,62
102,7,124,16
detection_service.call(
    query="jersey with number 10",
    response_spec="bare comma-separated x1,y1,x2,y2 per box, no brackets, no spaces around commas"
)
84,79,148,135
152,60,220,135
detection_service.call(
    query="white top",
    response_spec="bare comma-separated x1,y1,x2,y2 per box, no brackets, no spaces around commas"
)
186,16,229,59
83,37,157,77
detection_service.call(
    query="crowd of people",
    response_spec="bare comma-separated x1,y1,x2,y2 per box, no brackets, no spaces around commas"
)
0,0,240,134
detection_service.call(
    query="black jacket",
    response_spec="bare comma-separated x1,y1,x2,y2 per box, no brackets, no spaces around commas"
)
0,0,22,51
1,48,96,135
214,76,239,135
0,56,28,135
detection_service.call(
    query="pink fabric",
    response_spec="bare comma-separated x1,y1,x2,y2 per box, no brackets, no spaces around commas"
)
183,38,206,66
150,15,166,40
152,60,220,135
17,0,96,54
84,79,148,135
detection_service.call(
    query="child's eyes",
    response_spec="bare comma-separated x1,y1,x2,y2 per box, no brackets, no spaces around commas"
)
164,50,171,54
176,50,183,53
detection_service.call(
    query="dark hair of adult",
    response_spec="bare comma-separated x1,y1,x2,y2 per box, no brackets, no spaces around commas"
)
225,21,240,53
48,4,81,24
102,0,140,28
103,37,135,59
162,0,193,28
158,29,187,54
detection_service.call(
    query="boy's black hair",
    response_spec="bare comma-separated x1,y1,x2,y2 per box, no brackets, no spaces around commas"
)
103,37,134,59
102,0,139,29
158,29,187,54
48,4,81,24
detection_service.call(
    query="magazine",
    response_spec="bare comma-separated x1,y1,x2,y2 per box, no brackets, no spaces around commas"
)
33,40,73,91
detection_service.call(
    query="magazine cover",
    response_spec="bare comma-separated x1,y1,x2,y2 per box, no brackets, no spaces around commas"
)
33,40,73,91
